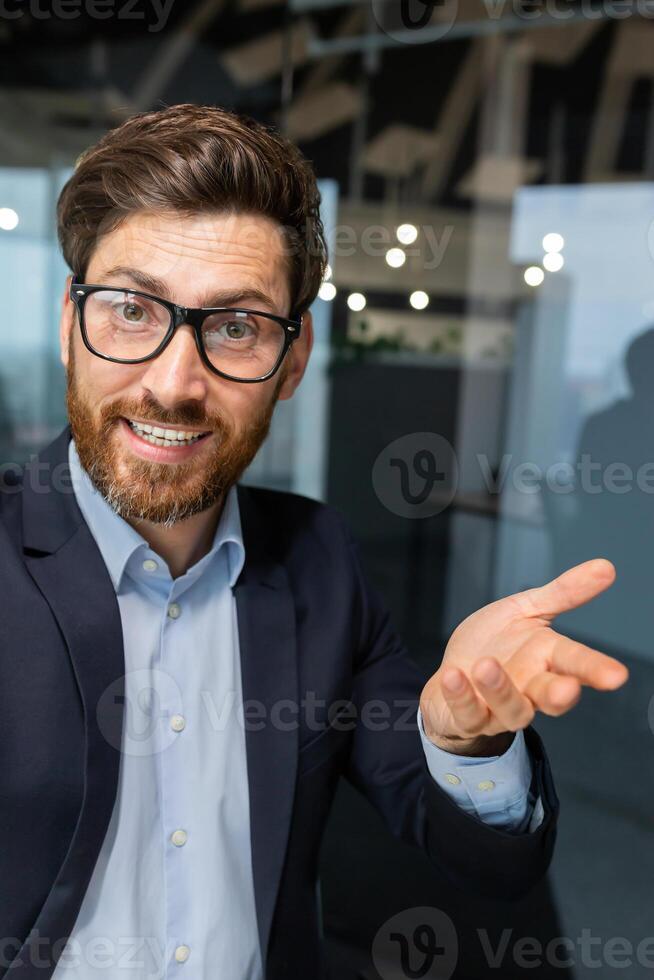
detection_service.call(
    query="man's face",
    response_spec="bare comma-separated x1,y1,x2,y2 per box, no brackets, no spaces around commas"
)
59,210,313,526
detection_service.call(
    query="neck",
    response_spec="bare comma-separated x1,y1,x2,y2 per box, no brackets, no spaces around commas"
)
130,496,226,579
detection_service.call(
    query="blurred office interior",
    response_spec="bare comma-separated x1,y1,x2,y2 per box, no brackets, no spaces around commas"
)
1,2,654,976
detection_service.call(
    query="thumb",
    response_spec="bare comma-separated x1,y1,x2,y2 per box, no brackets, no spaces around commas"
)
514,558,616,621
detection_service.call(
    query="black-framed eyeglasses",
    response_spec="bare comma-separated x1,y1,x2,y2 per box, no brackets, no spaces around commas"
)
69,274,303,383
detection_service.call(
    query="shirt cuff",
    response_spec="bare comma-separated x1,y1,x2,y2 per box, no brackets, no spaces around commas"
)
417,707,541,833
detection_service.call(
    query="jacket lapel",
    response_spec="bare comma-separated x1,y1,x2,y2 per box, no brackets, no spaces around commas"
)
14,427,298,975
14,426,126,974
235,484,299,970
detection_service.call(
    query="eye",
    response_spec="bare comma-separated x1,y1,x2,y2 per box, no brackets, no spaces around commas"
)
107,298,142,321
106,292,166,326
223,319,255,340
203,315,258,345
115,300,149,323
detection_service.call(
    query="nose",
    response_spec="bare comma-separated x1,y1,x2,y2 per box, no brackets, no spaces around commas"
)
138,323,210,408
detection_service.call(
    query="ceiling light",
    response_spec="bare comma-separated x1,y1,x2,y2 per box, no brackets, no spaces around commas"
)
347,292,366,312
386,247,406,268
524,266,545,287
543,252,564,272
396,223,418,245
542,232,564,253
0,208,19,231
409,290,429,310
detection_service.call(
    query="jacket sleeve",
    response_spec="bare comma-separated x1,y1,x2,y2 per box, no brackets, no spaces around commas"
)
336,511,559,901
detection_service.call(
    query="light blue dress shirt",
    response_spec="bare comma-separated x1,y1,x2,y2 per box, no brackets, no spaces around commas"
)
54,440,261,979
54,439,535,978
417,712,542,833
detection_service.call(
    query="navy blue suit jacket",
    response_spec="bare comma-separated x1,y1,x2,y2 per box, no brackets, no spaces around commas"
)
0,426,559,978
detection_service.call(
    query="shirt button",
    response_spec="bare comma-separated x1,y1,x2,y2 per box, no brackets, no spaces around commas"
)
444,773,461,786
167,602,181,619
170,714,186,732
142,559,158,572
478,780,495,791
171,829,188,847
174,945,190,963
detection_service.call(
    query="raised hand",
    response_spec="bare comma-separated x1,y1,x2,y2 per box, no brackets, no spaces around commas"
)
419,559,629,755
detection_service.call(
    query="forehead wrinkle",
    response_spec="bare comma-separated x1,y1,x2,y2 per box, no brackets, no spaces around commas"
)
135,223,285,261
131,211,281,239
125,233,274,266
97,219,292,312
119,232,289,291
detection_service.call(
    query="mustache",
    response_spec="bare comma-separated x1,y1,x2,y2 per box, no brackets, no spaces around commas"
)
99,396,231,432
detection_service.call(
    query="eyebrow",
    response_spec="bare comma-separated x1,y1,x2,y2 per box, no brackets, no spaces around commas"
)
96,265,281,313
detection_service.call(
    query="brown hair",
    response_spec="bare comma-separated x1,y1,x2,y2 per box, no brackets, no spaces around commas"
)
56,103,328,317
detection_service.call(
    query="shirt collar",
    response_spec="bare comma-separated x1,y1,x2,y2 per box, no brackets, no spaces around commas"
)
68,438,246,592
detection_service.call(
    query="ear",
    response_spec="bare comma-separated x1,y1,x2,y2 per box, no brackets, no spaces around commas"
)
277,310,314,401
59,274,75,370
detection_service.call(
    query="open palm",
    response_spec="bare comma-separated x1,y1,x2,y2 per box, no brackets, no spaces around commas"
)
420,558,629,754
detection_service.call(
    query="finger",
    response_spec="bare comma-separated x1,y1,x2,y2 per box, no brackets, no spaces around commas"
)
512,558,616,621
549,634,629,690
439,666,491,735
470,658,535,732
523,671,582,716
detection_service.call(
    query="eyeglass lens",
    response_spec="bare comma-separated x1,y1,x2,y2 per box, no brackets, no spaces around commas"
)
83,289,287,380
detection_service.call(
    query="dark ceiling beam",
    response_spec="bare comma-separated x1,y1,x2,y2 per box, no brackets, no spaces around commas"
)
131,0,227,111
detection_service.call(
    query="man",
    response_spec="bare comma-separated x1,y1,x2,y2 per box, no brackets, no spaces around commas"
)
0,103,627,980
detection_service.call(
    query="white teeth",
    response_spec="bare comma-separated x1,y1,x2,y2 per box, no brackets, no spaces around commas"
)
127,419,206,446
142,433,198,447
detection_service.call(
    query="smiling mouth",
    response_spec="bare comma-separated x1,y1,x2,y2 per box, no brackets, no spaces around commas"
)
125,418,211,447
